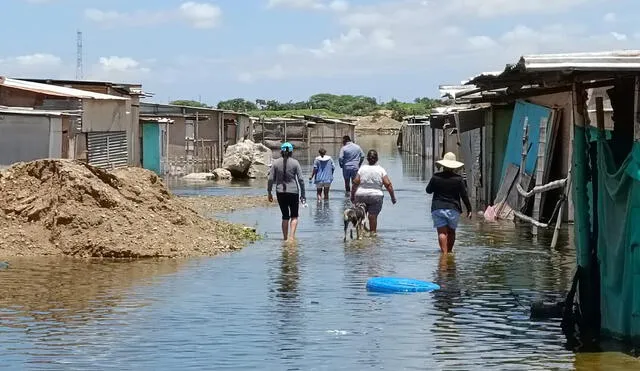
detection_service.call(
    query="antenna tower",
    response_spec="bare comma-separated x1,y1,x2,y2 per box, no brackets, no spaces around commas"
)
76,30,83,80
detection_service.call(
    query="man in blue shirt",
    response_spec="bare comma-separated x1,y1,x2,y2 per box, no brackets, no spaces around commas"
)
338,135,365,193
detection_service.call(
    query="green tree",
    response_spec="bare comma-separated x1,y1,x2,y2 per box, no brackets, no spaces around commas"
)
170,100,212,108
217,98,258,112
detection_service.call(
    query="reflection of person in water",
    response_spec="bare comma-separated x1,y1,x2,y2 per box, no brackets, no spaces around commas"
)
432,253,461,314
430,253,463,358
277,246,299,298
313,198,333,226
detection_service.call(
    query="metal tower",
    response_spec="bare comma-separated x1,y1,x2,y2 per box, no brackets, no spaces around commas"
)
76,30,83,80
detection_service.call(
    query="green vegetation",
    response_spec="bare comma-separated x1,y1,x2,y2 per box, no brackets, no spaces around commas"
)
169,99,212,108
247,108,345,118
171,94,447,120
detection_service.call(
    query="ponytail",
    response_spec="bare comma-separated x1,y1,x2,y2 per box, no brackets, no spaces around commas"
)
281,150,291,191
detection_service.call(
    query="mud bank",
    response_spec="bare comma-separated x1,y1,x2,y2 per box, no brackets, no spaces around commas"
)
0,160,264,259
181,195,274,215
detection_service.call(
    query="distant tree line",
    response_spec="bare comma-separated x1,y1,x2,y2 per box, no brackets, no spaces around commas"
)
169,94,448,121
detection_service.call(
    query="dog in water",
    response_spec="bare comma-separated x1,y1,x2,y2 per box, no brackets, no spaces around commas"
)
343,202,368,241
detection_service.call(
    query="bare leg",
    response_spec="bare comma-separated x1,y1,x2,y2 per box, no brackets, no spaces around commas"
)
323,186,330,200
316,188,322,201
288,217,299,241
437,226,449,254
281,219,289,241
368,214,378,234
447,227,456,253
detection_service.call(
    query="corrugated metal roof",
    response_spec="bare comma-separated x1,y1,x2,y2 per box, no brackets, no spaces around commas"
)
465,50,640,87
0,77,129,100
0,106,81,116
519,50,640,72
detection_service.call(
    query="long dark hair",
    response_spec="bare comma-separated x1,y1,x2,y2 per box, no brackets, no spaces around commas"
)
281,149,292,191
366,149,378,165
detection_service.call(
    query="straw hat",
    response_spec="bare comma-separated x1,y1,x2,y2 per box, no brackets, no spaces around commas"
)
436,152,464,169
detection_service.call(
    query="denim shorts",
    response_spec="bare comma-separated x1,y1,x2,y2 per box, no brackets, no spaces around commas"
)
432,209,460,229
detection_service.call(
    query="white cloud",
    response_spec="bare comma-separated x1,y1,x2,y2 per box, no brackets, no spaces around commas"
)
237,0,634,83
85,2,221,29
0,53,65,78
329,0,349,12
268,0,324,10
99,56,146,72
603,12,616,22
611,32,627,41
14,53,61,67
267,0,349,12
467,36,498,49
179,2,222,29
88,56,150,81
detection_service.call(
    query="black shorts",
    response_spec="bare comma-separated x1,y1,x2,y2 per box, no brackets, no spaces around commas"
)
276,192,299,220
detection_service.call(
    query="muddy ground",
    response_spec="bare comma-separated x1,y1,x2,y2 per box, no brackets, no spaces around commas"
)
0,160,274,259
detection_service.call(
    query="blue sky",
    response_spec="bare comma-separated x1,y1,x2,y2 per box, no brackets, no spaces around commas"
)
1,0,637,105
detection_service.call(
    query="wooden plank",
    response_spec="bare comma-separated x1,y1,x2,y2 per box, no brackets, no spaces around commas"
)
495,163,519,204
485,108,494,207
539,109,560,216
532,115,548,236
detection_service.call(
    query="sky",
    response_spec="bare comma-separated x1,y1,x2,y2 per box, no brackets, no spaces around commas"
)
1,0,638,105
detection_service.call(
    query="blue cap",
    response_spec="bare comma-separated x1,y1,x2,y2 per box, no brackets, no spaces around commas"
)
281,142,293,152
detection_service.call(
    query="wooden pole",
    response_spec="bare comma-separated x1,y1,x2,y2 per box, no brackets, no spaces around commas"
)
551,170,572,248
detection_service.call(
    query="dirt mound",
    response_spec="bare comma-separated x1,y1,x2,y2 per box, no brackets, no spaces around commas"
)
0,159,259,258
354,114,402,133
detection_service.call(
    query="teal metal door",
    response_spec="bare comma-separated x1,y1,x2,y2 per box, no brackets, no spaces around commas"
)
142,123,161,175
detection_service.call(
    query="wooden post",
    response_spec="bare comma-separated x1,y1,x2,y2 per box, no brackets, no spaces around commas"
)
532,116,548,236
453,112,462,153
165,122,170,175
596,96,605,138
486,107,494,205
551,169,572,248
218,112,224,167
193,111,200,145
200,138,205,171
284,121,288,142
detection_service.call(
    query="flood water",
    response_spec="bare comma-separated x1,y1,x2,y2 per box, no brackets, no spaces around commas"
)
1,135,639,370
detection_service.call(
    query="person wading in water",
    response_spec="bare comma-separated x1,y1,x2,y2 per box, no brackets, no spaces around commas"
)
267,142,306,241
339,135,365,194
309,148,335,201
350,149,397,235
426,152,472,254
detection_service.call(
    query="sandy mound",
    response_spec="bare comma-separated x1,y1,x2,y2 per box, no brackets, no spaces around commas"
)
0,159,259,258
354,113,402,133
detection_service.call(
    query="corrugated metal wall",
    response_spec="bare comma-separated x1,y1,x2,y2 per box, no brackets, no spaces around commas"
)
0,114,51,167
87,131,128,169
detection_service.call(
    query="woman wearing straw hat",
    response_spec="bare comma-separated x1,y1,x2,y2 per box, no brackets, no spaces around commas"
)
426,152,472,254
